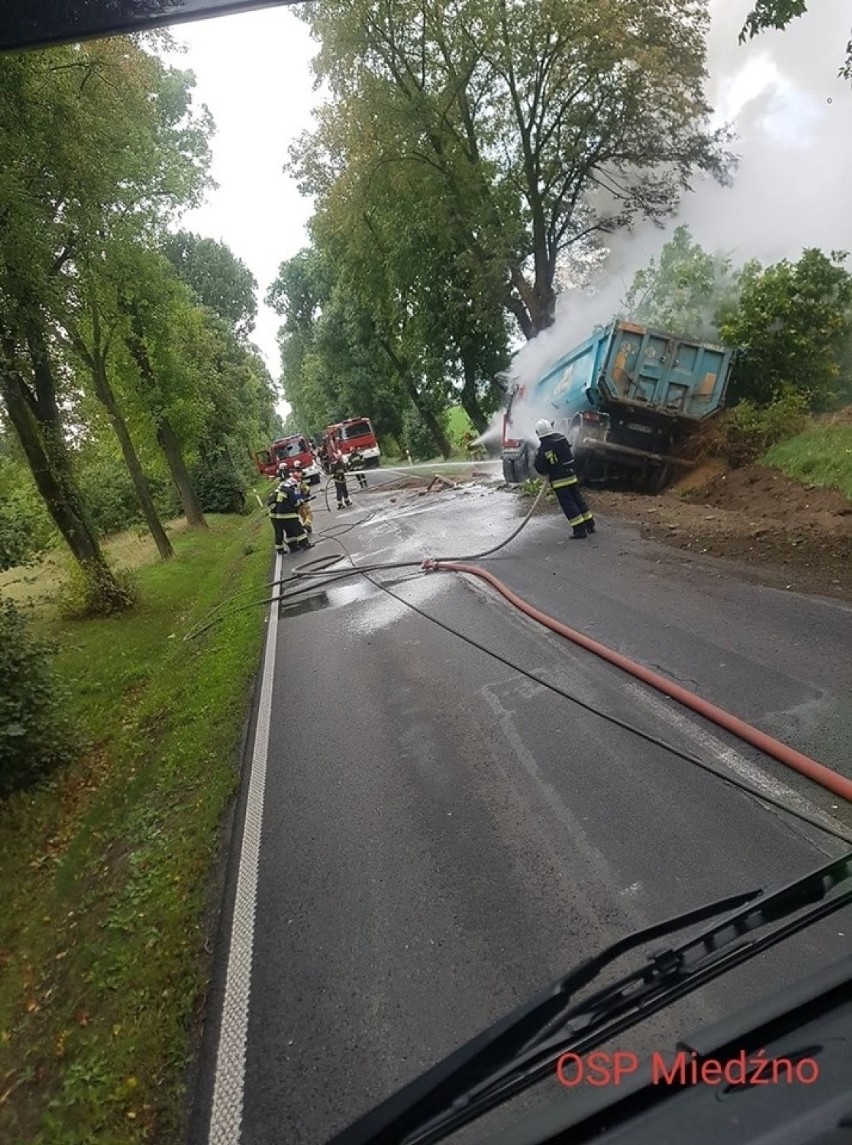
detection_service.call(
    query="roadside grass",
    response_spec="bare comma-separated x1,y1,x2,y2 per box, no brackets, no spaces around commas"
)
763,424,852,499
446,405,475,445
0,508,272,1144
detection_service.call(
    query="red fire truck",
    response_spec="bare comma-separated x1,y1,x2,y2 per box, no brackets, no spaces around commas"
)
321,418,381,470
253,434,322,484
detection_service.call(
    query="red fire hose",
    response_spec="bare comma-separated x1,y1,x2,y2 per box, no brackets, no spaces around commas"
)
422,560,852,804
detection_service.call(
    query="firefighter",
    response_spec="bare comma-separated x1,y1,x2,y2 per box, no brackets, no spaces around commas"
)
533,418,596,539
267,474,313,555
348,448,368,489
331,456,352,509
292,461,314,534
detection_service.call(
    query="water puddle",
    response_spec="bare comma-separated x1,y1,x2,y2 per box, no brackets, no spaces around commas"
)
278,579,375,618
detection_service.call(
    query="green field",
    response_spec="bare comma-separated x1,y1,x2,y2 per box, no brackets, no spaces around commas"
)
764,423,852,500
0,509,272,1144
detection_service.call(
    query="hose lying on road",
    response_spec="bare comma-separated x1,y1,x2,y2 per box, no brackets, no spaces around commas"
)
421,559,852,805
186,477,852,815
320,530,852,847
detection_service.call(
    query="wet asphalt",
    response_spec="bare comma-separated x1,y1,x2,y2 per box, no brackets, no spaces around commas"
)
190,477,852,1145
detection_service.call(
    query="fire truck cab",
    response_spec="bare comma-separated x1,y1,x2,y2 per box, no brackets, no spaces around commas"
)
253,434,322,484
322,418,381,470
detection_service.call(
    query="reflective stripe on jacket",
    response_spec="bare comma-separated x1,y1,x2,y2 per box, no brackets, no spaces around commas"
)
533,432,578,486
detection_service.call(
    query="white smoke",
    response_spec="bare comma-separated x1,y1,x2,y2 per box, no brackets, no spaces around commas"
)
488,0,852,440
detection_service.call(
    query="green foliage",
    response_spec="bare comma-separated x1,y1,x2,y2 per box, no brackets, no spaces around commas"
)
163,230,259,338
73,449,180,538
401,408,448,461
712,388,811,467
59,560,140,620
294,0,733,340
189,452,249,515
0,598,78,795
0,35,213,596
621,226,741,340
720,249,852,410
0,515,271,1143
0,455,59,570
764,423,852,499
739,2,851,83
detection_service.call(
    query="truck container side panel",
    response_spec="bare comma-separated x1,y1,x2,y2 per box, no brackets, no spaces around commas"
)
600,324,732,422
525,326,612,431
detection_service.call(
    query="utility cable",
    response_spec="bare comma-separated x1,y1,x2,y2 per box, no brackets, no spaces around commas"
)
185,479,852,838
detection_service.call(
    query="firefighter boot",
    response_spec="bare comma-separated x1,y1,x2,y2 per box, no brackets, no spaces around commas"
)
571,526,588,539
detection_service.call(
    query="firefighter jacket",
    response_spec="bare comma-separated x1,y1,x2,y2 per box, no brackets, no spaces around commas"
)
267,481,301,517
348,450,364,470
331,460,348,485
533,431,580,489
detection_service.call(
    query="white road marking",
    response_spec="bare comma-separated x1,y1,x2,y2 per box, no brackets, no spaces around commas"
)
206,552,281,1145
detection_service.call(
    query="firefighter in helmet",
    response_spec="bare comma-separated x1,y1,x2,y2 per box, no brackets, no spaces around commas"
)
267,472,313,555
331,455,352,509
347,448,368,489
533,418,595,539
292,461,314,534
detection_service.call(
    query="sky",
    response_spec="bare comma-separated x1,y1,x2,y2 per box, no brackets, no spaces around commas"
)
160,0,852,407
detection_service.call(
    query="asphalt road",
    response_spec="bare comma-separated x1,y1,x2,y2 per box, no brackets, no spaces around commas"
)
190,477,852,1145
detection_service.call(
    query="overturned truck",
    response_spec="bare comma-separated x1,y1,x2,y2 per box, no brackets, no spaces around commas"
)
501,320,735,493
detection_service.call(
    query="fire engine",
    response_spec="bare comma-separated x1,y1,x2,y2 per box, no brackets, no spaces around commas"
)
322,418,381,470
252,434,322,484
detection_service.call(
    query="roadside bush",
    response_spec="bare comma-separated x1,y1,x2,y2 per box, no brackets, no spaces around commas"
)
0,458,58,570
75,456,181,536
189,453,249,514
709,389,811,467
58,560,140,620
0,598,78,795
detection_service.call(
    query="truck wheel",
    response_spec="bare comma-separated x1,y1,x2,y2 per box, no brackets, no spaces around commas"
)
502,444,531,484
646,464,674,494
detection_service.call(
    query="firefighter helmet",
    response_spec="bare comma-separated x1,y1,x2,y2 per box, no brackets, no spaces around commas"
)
535,418,553,437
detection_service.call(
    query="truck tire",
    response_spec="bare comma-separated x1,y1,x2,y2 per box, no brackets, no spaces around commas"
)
502,443,531,484
646,463,674,494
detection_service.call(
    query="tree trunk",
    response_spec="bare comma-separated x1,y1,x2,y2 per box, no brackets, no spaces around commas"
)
156,416,208,528
90,354,175,559
122,313,208,529
0,346,130,613
459,353,489,434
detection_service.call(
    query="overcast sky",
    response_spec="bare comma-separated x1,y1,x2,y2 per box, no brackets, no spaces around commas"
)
162,0,851,398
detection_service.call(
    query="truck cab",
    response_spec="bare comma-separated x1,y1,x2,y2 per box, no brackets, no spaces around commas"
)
323,418,381,469
253,434,322,484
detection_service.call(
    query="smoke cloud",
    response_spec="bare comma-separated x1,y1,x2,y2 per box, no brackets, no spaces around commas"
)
499,0,852,417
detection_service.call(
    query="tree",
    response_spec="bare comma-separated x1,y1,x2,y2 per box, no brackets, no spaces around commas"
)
293,0,735,339
621,226,741,341
740,2,852,83
0,40,212,608
62,269,175,560
163,231,258,338
719,249,852,409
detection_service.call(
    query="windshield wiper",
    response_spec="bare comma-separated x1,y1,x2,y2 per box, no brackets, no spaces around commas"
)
328,851,852,1145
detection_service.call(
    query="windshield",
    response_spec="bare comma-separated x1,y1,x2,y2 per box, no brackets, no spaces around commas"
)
341,421,372,440
275,438,307,458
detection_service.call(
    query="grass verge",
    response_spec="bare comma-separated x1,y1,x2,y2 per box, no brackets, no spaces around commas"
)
0,508,272,1144
763,424,852,499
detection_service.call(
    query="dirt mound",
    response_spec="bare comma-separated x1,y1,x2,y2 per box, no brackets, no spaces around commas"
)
591,458,852,601
681,464,851,532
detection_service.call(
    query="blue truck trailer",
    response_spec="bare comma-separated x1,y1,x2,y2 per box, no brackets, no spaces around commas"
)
501,320,736,493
